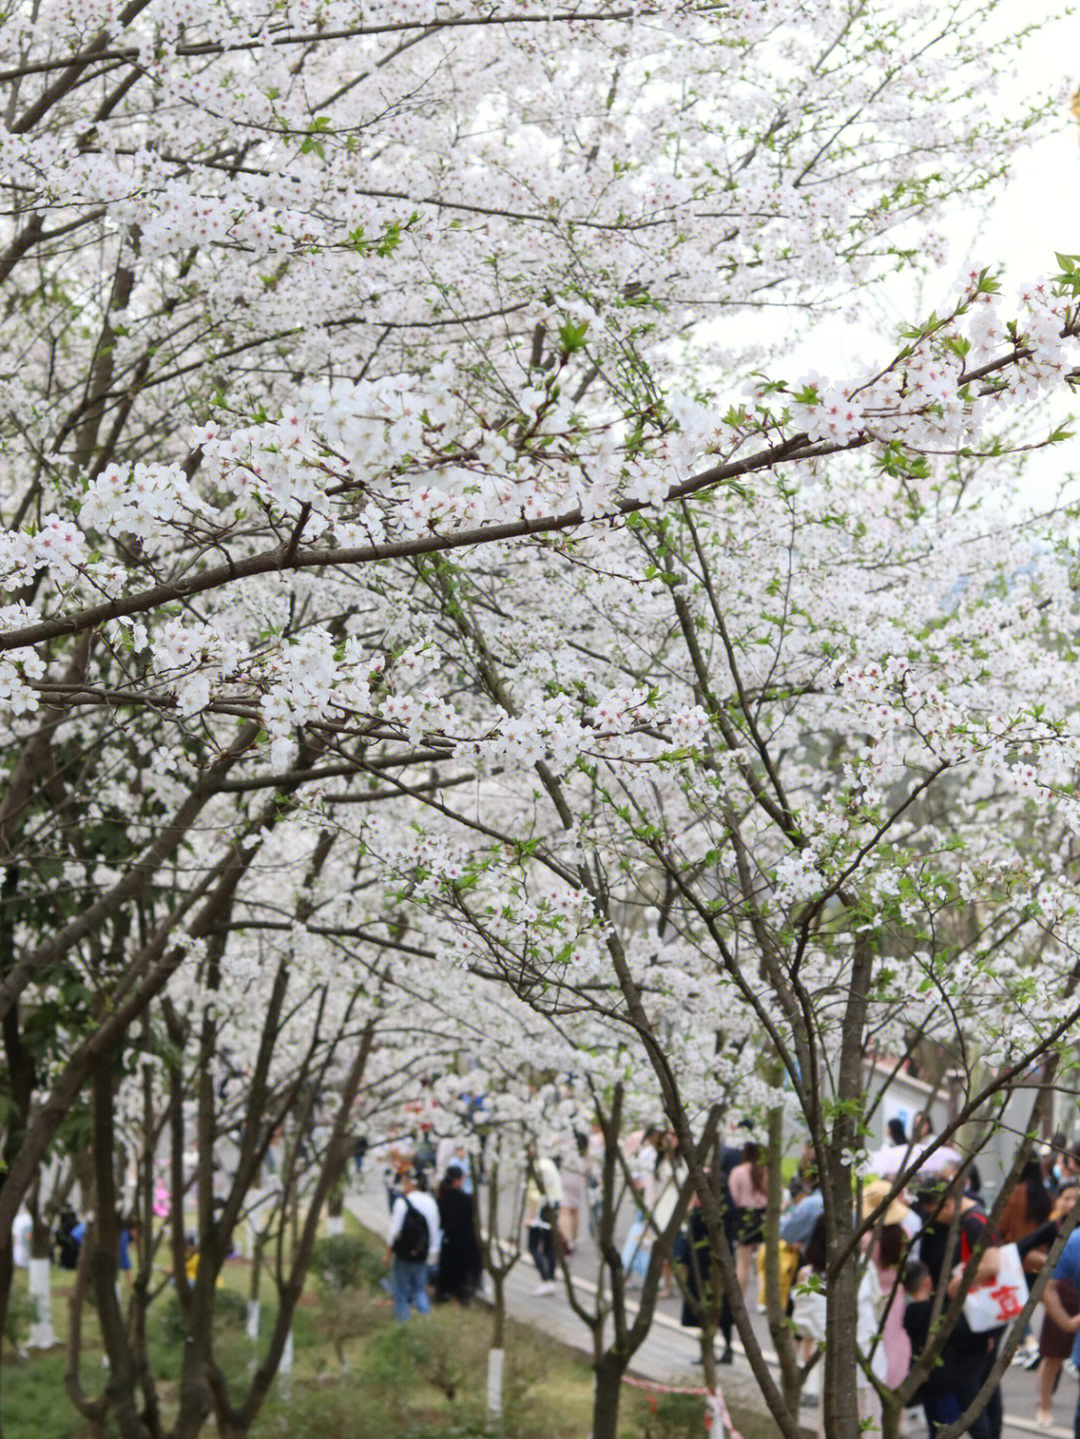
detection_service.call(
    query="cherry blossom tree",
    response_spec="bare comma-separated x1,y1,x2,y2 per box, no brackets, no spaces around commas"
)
382,406,1080,1439
58,824,497,1439
2,0,1080,1435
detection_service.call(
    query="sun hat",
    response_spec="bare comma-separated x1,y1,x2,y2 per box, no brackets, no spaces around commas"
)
861,1178,911,1226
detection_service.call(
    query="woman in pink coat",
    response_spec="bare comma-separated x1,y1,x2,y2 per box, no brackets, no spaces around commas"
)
727,1142,768,1297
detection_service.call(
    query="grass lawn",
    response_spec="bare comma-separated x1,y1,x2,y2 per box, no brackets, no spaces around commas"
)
2,1221,783,1439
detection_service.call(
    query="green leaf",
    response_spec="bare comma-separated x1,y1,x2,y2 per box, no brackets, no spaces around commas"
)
376,220,404,257
558,319,590,354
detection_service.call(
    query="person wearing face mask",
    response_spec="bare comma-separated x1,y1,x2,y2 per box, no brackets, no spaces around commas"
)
1047,1135,1080,1194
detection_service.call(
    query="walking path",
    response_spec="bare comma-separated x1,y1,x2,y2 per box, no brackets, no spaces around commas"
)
346,1177,1069,1438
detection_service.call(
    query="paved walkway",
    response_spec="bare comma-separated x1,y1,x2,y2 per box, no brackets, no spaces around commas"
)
348,1176,1068,1438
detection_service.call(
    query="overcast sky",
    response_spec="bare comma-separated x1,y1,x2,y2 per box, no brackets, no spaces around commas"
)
793,10,1079,502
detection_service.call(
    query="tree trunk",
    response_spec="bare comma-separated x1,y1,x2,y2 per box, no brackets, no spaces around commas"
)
763,1105,800,1416
491,1270,506,1349
277,1327,294,1402
486,1345,505,1430
879,1389,902,1439
27,1170,56,1346
821,933,873,1439
0,861,28,1379
27,1257,56,1348
821,1257,861,1439
699,1323,717,1389
247,1222,264,1373
174,1327,213,1439
591,1351,626,1439
90,1056,153,1439
0,1241,12,1364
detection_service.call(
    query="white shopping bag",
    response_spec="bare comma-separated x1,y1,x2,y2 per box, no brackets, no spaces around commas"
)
962,1241,1026,1333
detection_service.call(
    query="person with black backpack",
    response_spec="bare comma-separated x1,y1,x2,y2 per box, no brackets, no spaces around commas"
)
54,1206,82,1271
384,1168,441,1320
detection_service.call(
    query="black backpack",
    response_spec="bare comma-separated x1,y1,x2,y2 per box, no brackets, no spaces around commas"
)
393,1198,429,1263
56,1210,80,1270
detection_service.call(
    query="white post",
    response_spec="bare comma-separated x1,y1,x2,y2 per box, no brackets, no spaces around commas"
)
27,1258,57,1348
246,1299,261,1377
486,1347,505,1422
326,1214,345,1237
705,1390,720,1436
277,1326,294,1399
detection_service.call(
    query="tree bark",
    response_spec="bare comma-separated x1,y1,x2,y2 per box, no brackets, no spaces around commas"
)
764,1102,800,1416
88,1051,153,1439
590,1350,626,1439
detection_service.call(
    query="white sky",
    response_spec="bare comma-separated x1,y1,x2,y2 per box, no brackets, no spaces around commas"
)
787,8,1080,501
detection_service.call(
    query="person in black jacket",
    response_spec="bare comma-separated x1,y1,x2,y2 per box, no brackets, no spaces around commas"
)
54,1206,81,1270
674,1192,732,1364
435,1165,482,1304
903,1259,963,1435
914,1182,1002,1439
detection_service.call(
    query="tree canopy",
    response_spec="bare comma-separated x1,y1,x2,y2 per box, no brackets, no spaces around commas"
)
2,2,1080,1438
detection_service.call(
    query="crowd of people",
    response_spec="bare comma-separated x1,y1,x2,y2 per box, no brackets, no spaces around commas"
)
509,1114,1080,1437
590,1116,1080,1438
10,1203,138,1277
17,1104,1080,1438
380,1151,483,1321
366,1108,1080,1435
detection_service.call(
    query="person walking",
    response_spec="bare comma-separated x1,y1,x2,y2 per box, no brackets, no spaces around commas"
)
674,1191,732,1365
727,1141,768,1302
558,1132,592,1255
903,1260,963,1436
998,1157,1051,1370
384,1168,441,1321
790,1216,828,1407
1042,1227,1080,1438
1034,1182,1080,1428
435,1165,481,1304
861,1180,912,1391
651,1131,682,1297
525,1143,563,1295
914,1178,1004,1439
620,1127,662,1286
54,1206,81,1270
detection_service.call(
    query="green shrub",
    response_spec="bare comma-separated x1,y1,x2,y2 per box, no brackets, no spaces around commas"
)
636,1389,706,1439
401,1309,550,1437
311,1286,387,1366
155,1292,189,1347
215,1287,249,1330
310,1233,382,1292
2,1285,35,1352
362,1320,431,1391
156,1286,249,1348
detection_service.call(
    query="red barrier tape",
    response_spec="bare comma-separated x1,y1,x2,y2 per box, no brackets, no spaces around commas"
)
707,1387,744,1439
620,1375,744,1439
621,1375,712,1395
